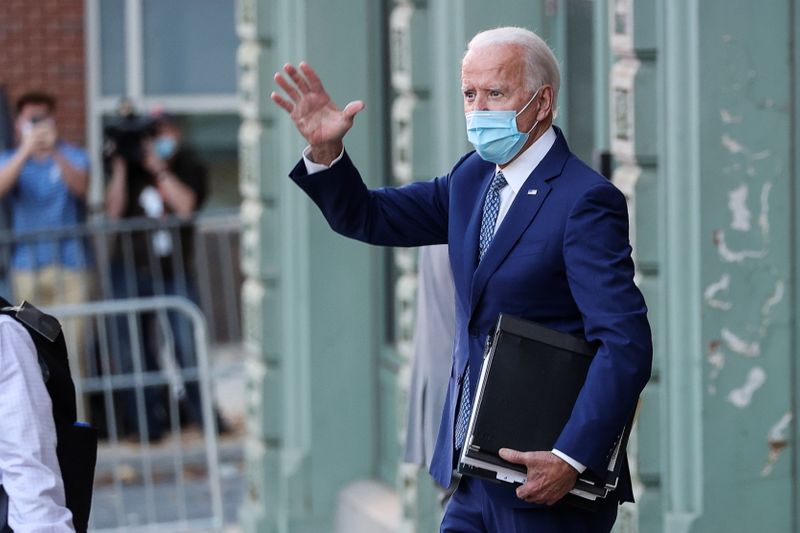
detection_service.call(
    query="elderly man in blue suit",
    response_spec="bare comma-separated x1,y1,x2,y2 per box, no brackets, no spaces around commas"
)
272,26,652,533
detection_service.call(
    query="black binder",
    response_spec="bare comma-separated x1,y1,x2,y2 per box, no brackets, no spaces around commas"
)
457,314,633,506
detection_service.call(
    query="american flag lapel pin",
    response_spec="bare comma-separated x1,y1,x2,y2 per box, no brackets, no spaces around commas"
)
527,189,538,196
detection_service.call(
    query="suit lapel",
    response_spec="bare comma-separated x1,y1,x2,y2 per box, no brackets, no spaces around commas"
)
461,165,496,289
468,130,571,318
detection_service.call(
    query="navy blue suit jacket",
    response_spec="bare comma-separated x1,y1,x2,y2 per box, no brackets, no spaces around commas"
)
290,128,652,507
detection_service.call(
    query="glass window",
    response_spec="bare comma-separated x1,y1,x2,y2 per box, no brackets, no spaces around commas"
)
142,0,238,95
100,0,127,96
180,114,240,209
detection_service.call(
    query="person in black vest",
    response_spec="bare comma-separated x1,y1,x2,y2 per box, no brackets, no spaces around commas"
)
0,302,73,531
104,110,225,440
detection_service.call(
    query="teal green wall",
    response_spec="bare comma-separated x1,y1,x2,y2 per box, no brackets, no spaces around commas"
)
694,1,795,530
795,2,800,528
239,1,800,531
657,1,798,532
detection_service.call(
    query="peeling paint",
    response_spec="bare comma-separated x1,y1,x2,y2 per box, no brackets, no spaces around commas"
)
713,230,767,263
728,185,751,231
704,274,732,310
721,328,760,358
761,412,793,476
761,280,785,316
720,109,742,124
759,181,772,237
707,341,725,395
727,366,766,408
721,134,745,154
767,412,792,442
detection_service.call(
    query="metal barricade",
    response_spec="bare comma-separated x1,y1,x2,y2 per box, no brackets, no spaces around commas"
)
48,297,224,532
0,210,243,348
0,213,244,530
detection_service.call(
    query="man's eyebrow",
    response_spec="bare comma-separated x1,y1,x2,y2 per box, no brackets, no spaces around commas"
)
461,82,506,91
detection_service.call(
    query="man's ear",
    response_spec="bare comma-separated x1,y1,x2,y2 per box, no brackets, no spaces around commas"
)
536,85,554,122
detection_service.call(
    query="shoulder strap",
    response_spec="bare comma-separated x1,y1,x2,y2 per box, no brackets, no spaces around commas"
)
0,298,95,531
0,299,77,425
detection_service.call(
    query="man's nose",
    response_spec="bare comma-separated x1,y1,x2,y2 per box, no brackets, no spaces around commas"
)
473,94,489,110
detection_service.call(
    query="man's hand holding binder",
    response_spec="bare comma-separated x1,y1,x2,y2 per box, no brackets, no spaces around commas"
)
457,315,640,509
498,449,578,506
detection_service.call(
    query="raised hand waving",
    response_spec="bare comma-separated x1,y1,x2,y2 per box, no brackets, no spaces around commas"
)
271,62,364,166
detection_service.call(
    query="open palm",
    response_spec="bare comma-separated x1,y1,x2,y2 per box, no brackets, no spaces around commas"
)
271,62,364,162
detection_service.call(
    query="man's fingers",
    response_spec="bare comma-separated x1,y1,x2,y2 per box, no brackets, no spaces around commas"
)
342,100,365,120
299,62,325,92
274,72,301,102
516,481,559,505
284,63,311,94
270,91,294,113
516,482,544,504
498,448,526,465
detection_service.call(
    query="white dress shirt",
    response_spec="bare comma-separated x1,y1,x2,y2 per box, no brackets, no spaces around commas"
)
0,315,74,532
491,126,557,232
302,127,586,474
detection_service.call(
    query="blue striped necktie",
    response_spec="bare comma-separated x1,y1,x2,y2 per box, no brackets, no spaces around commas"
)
454,171,508,450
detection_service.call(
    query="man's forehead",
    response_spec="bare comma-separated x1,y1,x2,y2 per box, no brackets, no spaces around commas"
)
19,103,50,116
461,44,524,83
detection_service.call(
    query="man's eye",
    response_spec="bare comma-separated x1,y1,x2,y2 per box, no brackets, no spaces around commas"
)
490,90,502,97
464,92,475,100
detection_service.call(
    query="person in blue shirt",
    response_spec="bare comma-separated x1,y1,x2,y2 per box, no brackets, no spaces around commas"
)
0,92,91,306
0,92,91,405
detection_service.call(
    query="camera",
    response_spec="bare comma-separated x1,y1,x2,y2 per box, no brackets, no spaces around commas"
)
103,114,156,164
103,100,156,163
22,114,50,138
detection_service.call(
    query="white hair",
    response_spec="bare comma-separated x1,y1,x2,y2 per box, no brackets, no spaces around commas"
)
465,27,561,116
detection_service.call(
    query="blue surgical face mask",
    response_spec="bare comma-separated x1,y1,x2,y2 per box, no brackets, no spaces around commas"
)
154,136,177,159
465,87,541,165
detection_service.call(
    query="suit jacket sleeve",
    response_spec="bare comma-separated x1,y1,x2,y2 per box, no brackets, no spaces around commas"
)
290,151,450,247
554,182,653,473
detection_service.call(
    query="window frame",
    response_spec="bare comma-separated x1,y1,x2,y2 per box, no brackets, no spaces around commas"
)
85,0,239,209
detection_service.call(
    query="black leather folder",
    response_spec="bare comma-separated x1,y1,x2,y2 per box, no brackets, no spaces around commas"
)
457,314,632,506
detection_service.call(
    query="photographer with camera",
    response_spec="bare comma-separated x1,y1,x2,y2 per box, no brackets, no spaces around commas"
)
0,93,91,416
104,105,203,223
0,91,91,310
104,107,223,440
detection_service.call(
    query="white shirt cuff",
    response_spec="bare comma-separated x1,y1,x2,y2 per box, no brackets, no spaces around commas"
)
551,449,586,473
302,145,345,174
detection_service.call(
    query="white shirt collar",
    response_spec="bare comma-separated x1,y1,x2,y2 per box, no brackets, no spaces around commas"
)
496,126,557,195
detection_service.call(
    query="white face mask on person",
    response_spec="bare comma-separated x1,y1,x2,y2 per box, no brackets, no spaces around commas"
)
465,87,541,165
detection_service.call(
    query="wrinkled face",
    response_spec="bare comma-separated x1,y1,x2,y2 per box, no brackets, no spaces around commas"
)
461,44,532,111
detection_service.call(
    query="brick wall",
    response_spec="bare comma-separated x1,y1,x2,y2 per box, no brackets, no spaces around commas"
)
0,0,86,146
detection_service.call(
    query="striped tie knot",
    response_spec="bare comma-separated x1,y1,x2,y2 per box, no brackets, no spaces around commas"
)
478,171,508,260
